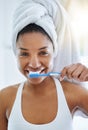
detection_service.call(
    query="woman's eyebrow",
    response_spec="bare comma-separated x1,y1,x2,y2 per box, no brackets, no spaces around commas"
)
39,47,48,50
18,47,48,51
19,47,28,51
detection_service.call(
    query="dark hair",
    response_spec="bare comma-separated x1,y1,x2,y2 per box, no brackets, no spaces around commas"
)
16,23,52,43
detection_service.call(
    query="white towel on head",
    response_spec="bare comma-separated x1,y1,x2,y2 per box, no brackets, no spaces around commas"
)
12,0,60,56
12,0,80,79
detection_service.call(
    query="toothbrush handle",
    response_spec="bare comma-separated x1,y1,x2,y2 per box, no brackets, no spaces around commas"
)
29,72,61,78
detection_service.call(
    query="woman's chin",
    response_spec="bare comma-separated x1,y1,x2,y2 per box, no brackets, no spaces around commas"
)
27,77,46,85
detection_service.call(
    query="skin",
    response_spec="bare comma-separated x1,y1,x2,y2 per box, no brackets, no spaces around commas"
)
60,63,88,82
0,32,88,130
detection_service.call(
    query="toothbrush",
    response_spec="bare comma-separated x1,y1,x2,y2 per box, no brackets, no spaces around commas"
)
29,72,61,78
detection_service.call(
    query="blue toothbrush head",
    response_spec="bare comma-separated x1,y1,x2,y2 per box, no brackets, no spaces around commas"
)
29,71,49,78
29,72,41,78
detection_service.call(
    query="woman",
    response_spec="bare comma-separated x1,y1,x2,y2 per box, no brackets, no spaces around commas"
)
0,23,88,130
0,0,88,130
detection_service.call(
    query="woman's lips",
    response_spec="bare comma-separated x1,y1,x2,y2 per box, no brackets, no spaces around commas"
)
25,69,46,76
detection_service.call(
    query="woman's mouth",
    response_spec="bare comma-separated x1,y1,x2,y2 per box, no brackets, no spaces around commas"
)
25,69,46,78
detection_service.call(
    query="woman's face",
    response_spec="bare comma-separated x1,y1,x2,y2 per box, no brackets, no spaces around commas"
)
16,32,54,84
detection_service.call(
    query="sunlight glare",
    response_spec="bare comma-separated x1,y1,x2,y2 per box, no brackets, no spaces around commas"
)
71,7,88,38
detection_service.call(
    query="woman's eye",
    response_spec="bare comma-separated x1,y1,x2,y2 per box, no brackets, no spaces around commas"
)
20,52,29,57
39,51,48,56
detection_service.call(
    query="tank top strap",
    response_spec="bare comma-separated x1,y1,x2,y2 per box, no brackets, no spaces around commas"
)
16,82,24,102
14,82,24,112
53,78,72,120
8,82,25,123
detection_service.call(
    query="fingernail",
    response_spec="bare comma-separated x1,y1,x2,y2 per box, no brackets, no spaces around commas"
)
59,77,64,81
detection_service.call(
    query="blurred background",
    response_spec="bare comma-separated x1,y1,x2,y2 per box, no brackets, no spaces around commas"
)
0,0,88,129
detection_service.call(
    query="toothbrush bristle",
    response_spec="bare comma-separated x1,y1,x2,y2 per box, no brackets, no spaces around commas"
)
29,72,40,78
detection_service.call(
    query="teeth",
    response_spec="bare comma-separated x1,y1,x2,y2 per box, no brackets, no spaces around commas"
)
29,71,41,74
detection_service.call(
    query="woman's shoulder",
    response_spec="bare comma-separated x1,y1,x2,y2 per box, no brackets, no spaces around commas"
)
61,80,82,90
60,80,88,100
0,83,20,109
60,80,88,113
0,83,20,97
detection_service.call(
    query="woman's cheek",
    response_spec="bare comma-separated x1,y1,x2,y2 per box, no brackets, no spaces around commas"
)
47,57,54,71
16,58,24,73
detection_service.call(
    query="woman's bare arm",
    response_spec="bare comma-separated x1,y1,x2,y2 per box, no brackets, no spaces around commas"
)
77,86,88,115
61,80,88,115
0,90,8,130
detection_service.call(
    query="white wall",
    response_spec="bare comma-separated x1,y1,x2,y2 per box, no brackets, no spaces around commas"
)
0,0,26,88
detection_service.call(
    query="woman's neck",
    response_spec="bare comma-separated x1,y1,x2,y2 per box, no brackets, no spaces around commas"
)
24,77,55,96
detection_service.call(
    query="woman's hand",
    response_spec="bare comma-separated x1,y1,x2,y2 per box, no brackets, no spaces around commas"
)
60,63,88,82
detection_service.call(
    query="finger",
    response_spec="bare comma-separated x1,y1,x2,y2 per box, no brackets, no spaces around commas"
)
66,64,78,79
85,76,88,81
62,64,80,79
61,64,74,78
78,69,88,81
71,64,86,80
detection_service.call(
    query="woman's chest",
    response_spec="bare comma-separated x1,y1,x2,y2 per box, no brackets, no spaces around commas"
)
22,92,58,124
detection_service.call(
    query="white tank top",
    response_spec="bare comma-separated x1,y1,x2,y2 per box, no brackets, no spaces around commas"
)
8,78,73,130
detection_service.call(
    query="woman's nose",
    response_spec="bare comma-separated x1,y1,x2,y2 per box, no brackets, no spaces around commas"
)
28,55,41,68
